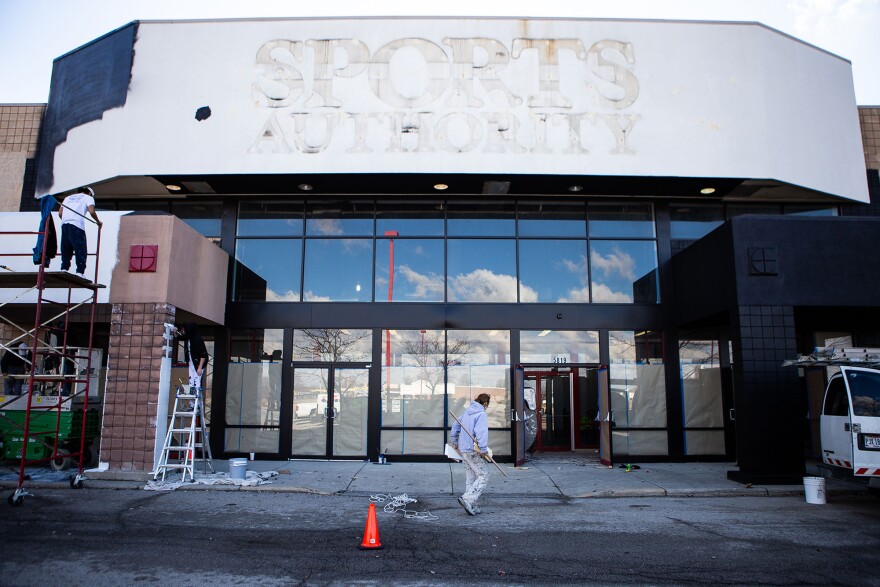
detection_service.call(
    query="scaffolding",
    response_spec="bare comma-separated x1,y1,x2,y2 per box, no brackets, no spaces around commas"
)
1,200,103,506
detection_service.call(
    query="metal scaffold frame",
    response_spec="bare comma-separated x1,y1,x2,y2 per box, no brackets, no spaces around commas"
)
1,199,104,506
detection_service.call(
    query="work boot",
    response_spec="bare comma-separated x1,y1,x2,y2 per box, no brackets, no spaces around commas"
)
458,496,477,515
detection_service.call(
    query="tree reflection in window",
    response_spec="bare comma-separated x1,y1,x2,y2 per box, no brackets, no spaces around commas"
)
292,329,372,362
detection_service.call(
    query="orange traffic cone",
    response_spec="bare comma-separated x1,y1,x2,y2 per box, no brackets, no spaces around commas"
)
358,502,383,550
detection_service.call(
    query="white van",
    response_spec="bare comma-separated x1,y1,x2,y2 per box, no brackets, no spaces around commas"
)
820,366,880,489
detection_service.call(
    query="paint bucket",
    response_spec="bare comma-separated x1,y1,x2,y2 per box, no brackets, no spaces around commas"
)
229,458,248,481
803,476,826,504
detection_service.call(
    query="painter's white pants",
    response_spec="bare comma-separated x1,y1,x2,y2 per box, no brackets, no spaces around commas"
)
460,451,490,504
188,359,202,389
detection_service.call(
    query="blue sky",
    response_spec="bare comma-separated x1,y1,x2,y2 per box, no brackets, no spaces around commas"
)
1,0,878,104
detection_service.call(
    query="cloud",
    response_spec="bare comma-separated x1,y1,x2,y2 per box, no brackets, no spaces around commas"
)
309,218,344,235
591,248,636,281
449,268,533,302
557,286,591,303
398,264,444,300
266,288,301,302
302,290,332,302
591,282,633,303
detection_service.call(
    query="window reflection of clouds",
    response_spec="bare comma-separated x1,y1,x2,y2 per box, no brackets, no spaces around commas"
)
448,240,517,302
590,240,658,304
303,239,372,301
306,217,373,236
376,239,444,302
234,239,301,302
519,240,588,303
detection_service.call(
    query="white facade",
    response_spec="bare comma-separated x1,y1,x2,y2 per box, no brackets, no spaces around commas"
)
47,17,867,202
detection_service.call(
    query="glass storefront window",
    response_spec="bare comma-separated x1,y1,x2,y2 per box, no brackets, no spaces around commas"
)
588,203,655,238
233,239,302,301
291,329,372,362
726,204,781,218
237,201,304,236
376,238,444,302
520,330,599,364
303,238,372,301
669,204,724,240
382,330,446,428
380,330,511,456
306,201,374,236
519,240,588,303
224,329,284,453
609,330,667,456
171,201,222,238
679,340,725,456
376,201,445,236
518,201,586,237
447,201,515,237
447,239,516,302
447,330,511,433
590,240,659,303
784,206,838,216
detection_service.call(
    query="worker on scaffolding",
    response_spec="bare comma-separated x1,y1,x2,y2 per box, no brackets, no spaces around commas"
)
1,342,31,395
175,323,207,390
58,186,102,278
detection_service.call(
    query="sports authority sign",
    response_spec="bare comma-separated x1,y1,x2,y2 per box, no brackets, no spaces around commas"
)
42,18,867,202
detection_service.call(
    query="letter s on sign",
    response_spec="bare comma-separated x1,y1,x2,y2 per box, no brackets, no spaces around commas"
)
587,40,639,110
253,40,307,108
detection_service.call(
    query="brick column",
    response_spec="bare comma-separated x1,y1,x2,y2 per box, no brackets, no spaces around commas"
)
103,302,175,472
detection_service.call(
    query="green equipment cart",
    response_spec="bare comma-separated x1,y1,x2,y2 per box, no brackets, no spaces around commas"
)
0,395,100,470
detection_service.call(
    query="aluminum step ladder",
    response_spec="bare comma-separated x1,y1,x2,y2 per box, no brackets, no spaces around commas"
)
154,385,214,482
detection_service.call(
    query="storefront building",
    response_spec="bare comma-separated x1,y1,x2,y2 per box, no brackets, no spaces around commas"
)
1,17,878,483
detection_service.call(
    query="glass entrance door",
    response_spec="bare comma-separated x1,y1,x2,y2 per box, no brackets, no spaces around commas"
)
291,365,369,458
526,370,573,451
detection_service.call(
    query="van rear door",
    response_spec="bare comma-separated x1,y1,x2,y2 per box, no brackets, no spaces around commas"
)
841,367,880,477
820,372,854,469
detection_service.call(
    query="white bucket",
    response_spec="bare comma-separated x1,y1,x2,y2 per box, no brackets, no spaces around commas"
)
229,458,248,481
803,476,826,504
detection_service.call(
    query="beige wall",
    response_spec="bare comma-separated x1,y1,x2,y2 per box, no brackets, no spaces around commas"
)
0,104,44,211
110,215,228,324
860,107,880,171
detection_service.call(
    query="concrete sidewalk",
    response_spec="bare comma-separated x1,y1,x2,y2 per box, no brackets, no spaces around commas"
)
2,457,867,499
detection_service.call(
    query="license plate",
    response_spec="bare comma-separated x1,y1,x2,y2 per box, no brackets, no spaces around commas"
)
865,435,880,449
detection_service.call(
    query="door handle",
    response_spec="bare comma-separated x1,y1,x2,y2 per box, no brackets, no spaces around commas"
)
845,423,851,432
729,409,736,421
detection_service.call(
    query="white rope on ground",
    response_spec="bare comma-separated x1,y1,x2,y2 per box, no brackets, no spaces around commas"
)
369,493,439,521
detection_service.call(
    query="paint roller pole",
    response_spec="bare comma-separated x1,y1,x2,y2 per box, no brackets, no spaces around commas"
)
449,410,508,477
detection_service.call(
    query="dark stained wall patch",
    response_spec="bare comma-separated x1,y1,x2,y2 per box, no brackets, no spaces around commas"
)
36,22,138,196
195,106,212,121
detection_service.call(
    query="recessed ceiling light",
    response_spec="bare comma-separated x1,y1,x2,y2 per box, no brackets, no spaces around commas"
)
298,183,314,191
433,183,448,190
165,184,182,191
568,185,583,192
700,187,716,194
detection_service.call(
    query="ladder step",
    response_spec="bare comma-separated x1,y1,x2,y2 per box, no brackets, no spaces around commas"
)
169,428,195,433
176,394,199,399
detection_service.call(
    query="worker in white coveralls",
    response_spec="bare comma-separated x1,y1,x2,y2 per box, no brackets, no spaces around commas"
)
58,186,102,278
450,393,492,515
